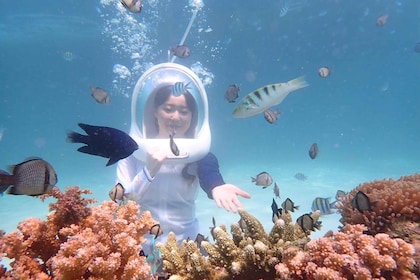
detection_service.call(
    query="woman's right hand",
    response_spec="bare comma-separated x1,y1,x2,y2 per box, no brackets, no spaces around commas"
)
146,147,167,178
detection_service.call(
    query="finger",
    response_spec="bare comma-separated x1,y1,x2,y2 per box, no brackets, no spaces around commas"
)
214,198,222,209
237,189,251,199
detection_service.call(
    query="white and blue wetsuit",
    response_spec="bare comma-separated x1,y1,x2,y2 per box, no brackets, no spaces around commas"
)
116,152,224,250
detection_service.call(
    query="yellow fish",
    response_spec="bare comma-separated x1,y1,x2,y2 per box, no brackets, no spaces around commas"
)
233,76,308,118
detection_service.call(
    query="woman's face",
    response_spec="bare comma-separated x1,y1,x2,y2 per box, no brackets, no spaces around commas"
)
154,94,192,138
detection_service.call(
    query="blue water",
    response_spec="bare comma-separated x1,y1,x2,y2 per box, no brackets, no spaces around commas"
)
0,0,419,250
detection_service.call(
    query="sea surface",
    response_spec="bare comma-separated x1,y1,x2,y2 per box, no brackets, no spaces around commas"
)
0,0,419,260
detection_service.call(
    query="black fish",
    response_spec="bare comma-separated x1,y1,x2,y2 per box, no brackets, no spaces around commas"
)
225,85,240,103
169,132,180,156
209,217,216,241
271,198,282,223
0,157,57,196
282,197,299,213
351,191,375,212
67,123,138,166
309,143,318,159
296,213,321,233
171,45,190,58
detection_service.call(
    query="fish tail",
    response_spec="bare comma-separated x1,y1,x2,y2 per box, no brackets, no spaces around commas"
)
287,76,309,91
0,170,12,194
66,130,89,144
251,177,256,182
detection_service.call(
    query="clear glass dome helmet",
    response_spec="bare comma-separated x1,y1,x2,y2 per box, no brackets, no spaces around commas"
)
130,63,211,163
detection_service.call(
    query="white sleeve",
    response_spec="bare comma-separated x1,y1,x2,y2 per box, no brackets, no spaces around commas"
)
116,155,154,199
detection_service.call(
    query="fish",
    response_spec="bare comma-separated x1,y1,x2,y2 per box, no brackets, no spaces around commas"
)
209,217,216,240
149,223,163,238
89,86,110,105
194,233,209,247
281,197,299,213
225,85,240,103
232,76,308,118
120,0,142,13
273,182,280,199
170,45,191,58
311,197,336,215
296,213,322,233
251,171,273,188
294,172,307,181
169,132,180,156
0,157,57,196
271,198,282,223
376,14,388,26
66,123,138,166
264,108,281,124
308,143,319,159
109,183,125,202
172,82,190,97
335,190,347,200
351,191,376,212
318,67,332,78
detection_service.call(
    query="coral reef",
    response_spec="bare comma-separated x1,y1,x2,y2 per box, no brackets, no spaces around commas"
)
156,208,318,279
275,224,416,279
337,174,420,234
337,173,420,276
0,186,157,279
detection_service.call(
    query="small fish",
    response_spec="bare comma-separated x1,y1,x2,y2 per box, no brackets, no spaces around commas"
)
308,143,319,159
296,213,321,233
169,132,180,156
264,108,281,124
318,67,332,78
311,197,336,215
271,198,282,223
335,190,347,200
281,197,299,213
109,183,125,202
273,182,280,199
149,223,163,238
172,82,190,97
67,123,138,166
120,0,142,13
251,171,273,188
89,85,110,105
170,45,191,58
351,191,375,212
194,233,209,247
232,76,309,118
209,217,216,240
414,42,420,53
0,157,57,196
294,172,307,181
225,85,240,103
376,14,388,27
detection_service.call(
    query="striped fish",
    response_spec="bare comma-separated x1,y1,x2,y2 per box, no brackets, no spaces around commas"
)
311,197,337,215
232,76,308,118
172,82,191,97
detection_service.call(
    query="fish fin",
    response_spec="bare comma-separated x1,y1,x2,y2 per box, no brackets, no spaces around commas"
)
251,177,256,182
77,123,98,135
66,130,88,144
294,206,300,210
106,157,120,166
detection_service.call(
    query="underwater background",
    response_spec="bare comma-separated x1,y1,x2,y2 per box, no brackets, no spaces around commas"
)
0,0,419,247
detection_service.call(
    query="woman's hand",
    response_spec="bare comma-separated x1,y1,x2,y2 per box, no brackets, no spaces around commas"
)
146,148,167,178
211,184,251,213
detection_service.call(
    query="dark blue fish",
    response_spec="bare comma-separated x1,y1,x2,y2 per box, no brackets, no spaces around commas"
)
309,143,318,159
311,197,336,215
67,123,138,166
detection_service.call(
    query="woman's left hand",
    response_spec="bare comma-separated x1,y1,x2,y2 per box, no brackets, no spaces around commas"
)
211,184,251,213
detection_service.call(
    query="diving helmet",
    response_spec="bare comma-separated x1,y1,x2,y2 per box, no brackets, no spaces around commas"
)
130,63,211,163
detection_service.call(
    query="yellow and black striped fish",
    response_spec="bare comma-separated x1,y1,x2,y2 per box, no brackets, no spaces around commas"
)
232,76,308,118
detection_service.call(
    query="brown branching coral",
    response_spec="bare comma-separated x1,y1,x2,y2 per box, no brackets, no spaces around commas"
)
157,208,317,280
275,224,417,279
0,186,157,279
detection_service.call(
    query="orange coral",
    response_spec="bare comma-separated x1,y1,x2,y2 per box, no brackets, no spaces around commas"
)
275,224,417,279
337,174,420,234
0,186,157,279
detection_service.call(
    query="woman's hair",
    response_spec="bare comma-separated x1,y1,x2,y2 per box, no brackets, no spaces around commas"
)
153,84,198,138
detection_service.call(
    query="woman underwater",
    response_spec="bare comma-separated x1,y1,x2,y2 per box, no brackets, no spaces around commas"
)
116,63,251,248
